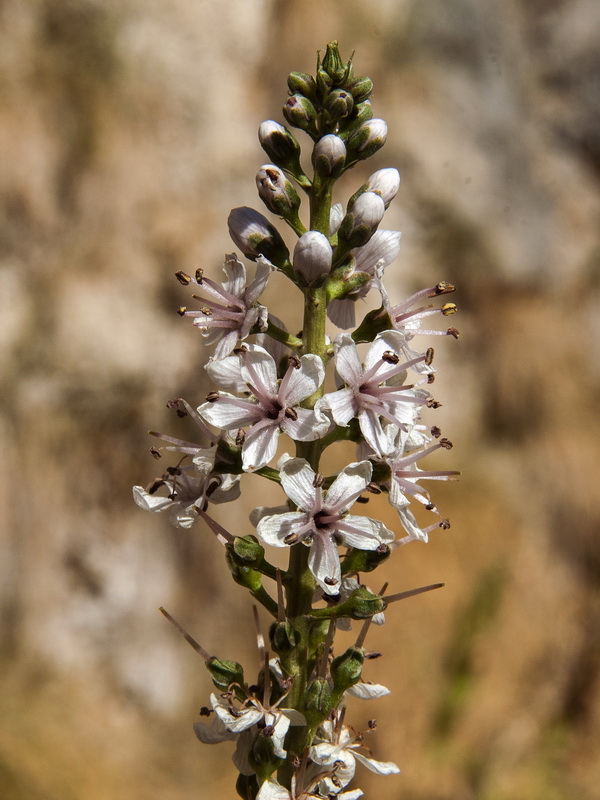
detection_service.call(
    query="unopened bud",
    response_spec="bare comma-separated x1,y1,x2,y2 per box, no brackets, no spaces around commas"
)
293,231,333,285
206,656,245,692
287,71,317,99
341,543,391,574
348,75,374,103
256,165,301,218
228,207,290,266
258,120,302,173
338,192,385,248
365,168,401,207
322,41,348,84
283,94,318,135
331,646,364,696
305,677,333,719
269,620,299,653
324,89,354,123
312,134,346,178
347,118,388,161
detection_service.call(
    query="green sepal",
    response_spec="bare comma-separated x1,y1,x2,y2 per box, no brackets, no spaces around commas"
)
269,620,299,654
304,677,333,722
287,71,317,100
310,587,386,621
341,543,391,575
351,306,393,343
235,772,258,800
249,735,283,783
325,270,371,304
206,656,245,692
228,535,277,579
347,75,374,104
321,41,352,85
330,646,365,698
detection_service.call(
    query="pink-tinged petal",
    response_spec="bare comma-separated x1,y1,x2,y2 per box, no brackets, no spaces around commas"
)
329,202,344,235
198,398,262,429
358,408,394,456
281,407,330,441
352,750,400,775
241,347,278,395
257,511,307,546
238,305,261,341
325,461,372,513
211,329,240,360
309,535,342,594
282,354,324,406
280,457,318,510
242,421,279,471
334,334,364,383
364,329,405,371
205,355,245,392
337,515,394,548
347,682,391,699
396,506,429,541
244,256,273,303
221,254,247,298
327,297,357,329
352,229,401,274
319,388,356,426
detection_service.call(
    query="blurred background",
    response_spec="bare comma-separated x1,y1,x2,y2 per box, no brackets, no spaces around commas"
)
1,0,599,798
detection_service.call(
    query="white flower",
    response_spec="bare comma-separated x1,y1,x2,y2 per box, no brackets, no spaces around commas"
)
256,780,362,800
310,720,399,794
182,253,271,359
256,457,394,594
198,346,329,471
317,332,429,457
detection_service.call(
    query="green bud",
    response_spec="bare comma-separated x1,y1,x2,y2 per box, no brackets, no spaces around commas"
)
322,41,349,84
249,730,282,779
341,543,391,574
337,192,385,249
324,89,354,123
287,71,317,100
230,534,265,567
346,118,387,161
344,587,386,619
269,620,299,654
304,677,333,720
343,100,374,137
206,656,244,692
235,773,258,800
325,269,371,304
348,75,374,103
331,646,364,696
283,94,318,136
352,306,394,343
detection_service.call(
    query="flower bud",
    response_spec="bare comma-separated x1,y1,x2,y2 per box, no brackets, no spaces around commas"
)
330,646,364,697
293,231,333,285
304,677,333,720
228,207,290,266
283,94,318,135
341,543,392,574
365,168,401,207
312,134,346,178
338,192,385,248
287,71,316,100
269,620,299,653
348,75,374,103
321,41,348,84
256,165,301,218
206,656,245,692
258,120,302,173
324,89,354,122
228,534,266,568
329,202,344,235
347,118,388,161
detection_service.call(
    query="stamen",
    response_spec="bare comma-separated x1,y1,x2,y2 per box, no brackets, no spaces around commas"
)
175,270,191,285
159,606,210,660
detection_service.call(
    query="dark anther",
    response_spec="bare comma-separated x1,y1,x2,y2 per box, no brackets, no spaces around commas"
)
199,706,211,716
177,306,187,316
355,495,369,504
150,447,161,459
200,307,212,316
261,724,275,737
284,533,299,545
368,719,378,729
427,373,435,384
175,270,191,285
425,503,435,511
194,268,204,283
233,345,248,354
430,425,442,438
147,478,165,494
367,481,382,494
324,576,338,586
425,347,434,365
440,438,453,449
206,391,220,403
166,466,182,476
288,355,301,369
284,406,298,421
439,519,451,530
431,281,455,295
235,429,245,447
381,350,399,365
376,543,389,554
447,327,460,339
427,398,442,409
312,473,324,488
365,650,383,659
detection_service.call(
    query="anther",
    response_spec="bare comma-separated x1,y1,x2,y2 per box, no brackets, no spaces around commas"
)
233,345,248,354
324,576,339,586
427,398,442,408
261,725,275,737
284,533,299,545
447,327,460,339
355,495,369,504
439,519,451,530
312,473,324,488
368,719,378,729
166,466,182,476
425,503,435,511
425,347,434,365
175,270,191,285
194,268,204,283
442,302,457,316
430,426,442,438
206,391,220,402
147,478,165,494
200,307,212,316
430,281,455,295
427,374,435,384
439,438,453,449
284,406,298,421
235,429,245,447
367,482,382,494
288,355,301,369
177,306,187,316
150,447,161,459
365,651,382,660
381,350,399,365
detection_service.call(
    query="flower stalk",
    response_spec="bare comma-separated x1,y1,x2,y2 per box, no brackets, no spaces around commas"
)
134,41,459,800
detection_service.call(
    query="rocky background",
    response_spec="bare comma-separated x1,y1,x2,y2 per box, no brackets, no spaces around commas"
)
1,1,599,798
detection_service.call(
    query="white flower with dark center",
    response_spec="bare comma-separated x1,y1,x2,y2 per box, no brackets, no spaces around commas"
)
327,230,401,329
309,720,399,794
374,267,458,371
256,780,363,800
181,253,271,360
256,457,394,594
317,331,430,457
194,691,305,776
198,345,329,471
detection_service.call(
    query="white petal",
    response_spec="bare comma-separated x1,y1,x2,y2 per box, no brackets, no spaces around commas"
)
358,408,392,456
352,749,400,775
211,329,240,361
205,355,246,392
241,348,278,395
325,461,372,513
242,422,279,471
280,457,317,510
256,781,291,800
347,682,391,699
329,202,344,234
132,486,172,513
281,407,330,442
214,704,262,733
257,511,307,546
352,230,401,273
396,505,429,542
293,231,332,284
269,713,291,758
364,329,405,372
309,535,341,595
245,257,273,303
193,715,236,744
338,515,394,549
319,388,356,426
334,334,364,384
282,354,324,406
198,398,262,429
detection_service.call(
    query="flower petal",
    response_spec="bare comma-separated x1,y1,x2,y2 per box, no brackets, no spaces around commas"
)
257,511,307,546
352,749,400,775
309,535,342,594
282,354,324,406
325,460,372,513
334,334,364,384
242,421,279,471
280,457,318,510
318,387,356,426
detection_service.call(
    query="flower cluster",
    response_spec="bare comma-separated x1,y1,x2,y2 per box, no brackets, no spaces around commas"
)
134,42,458,800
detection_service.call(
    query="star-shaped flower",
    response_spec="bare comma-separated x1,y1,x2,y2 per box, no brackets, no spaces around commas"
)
256,457,394,594
317,331,429,457
198,345,329,471
179,253,272,359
